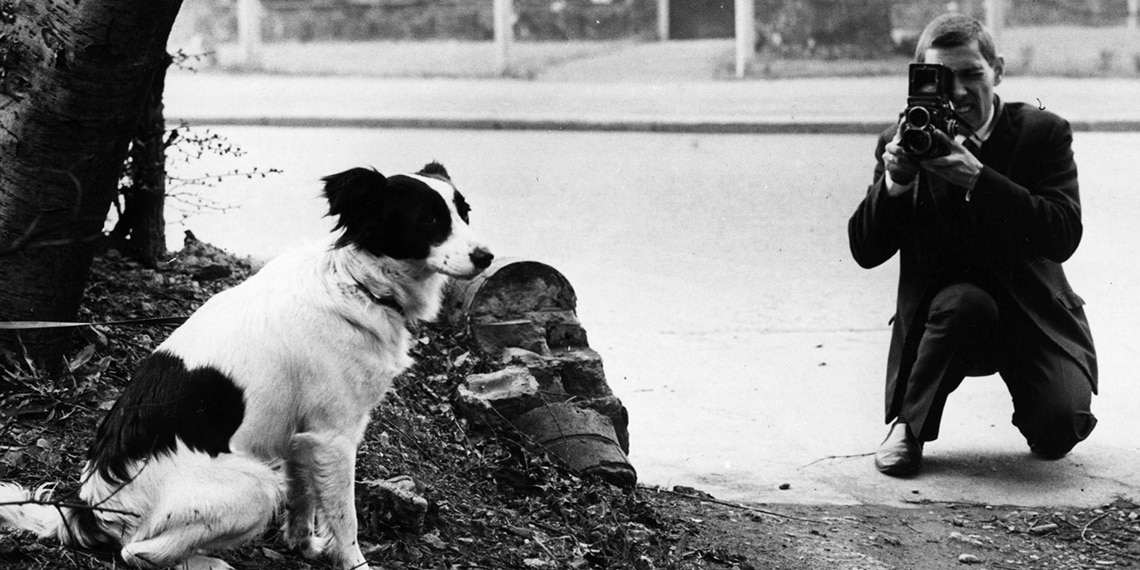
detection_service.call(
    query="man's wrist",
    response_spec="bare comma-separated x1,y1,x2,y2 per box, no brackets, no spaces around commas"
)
963,165,983,201
884,172,916,197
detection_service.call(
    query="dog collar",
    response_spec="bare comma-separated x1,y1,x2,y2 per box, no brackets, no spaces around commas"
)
355,282,404,317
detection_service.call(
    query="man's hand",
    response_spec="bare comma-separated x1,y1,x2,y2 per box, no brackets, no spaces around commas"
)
882,129,920,196
921,130,984,190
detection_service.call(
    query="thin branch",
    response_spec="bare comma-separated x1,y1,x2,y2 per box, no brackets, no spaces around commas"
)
0,499,138,518
799,451,874,469
650,487,823,524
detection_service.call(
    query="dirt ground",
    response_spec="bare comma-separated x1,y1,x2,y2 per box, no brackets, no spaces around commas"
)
2,242,1138,570
646,490,1140,570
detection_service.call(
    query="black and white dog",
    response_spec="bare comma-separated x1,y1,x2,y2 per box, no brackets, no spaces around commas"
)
0,162,492,569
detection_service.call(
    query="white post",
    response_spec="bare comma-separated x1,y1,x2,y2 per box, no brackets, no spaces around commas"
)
984,0,1004,39
734,0,755,78
658,0,670,41
494,0,514,76
236,0,262,69
1129,0,1138,30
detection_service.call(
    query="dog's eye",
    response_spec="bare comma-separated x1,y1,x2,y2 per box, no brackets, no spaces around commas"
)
420,215,439,227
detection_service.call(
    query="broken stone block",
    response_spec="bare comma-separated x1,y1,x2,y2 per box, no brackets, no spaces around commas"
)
356,475,429,535
501,347,610,398
511,403,636,489
443,257,635,486
523,310,589,349
500,347,548,368
552,348,611,397
470,319,550,356
454,367,543,425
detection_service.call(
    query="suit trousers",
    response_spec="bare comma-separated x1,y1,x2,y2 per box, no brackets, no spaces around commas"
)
898,283,1097,456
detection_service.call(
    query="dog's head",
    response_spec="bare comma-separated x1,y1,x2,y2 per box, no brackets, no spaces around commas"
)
322,162,493,278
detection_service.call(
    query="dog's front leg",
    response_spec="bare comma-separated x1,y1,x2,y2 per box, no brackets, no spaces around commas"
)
294,432,371,570
285,434,325,558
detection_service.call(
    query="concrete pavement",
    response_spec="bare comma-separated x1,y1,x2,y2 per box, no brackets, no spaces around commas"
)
162,67,1140,510
166,72,1140,133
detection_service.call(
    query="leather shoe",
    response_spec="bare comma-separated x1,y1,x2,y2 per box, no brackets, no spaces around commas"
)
1030,442,1070,461
875,421,923,476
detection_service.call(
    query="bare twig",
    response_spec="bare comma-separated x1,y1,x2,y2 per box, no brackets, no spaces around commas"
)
1080,512,1110,543
799,451,874,469
0,498,138,517
652,487,822,524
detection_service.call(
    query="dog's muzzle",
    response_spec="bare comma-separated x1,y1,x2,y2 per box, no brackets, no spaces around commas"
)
470,247,494,271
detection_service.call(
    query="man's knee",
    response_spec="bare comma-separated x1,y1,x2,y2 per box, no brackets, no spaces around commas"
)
928,283,999,332
1015,404,1097,459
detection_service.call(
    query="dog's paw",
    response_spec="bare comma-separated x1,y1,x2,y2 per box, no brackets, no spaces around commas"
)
284,518,328,559
335,545,372,570
288,533,329,560
121,546,233,570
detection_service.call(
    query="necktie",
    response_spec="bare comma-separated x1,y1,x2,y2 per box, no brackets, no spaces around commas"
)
963,136,981,157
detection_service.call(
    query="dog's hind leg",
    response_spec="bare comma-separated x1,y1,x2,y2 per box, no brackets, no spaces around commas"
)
288,432,370,570
117,451,282,569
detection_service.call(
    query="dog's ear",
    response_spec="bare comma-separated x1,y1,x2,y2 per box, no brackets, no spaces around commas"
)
322,167,386,217
322,168,386,247
418,161,450,181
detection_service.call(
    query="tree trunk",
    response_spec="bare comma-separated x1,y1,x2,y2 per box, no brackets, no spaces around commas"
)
111,53,173,268
0,0,183,363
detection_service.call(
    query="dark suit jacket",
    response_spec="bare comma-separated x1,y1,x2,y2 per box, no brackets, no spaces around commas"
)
848,99,1098,422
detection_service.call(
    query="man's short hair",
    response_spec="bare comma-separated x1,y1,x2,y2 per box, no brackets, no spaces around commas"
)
914,13,999,67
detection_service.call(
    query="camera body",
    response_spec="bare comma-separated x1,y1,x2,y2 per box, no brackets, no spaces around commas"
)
899,63,962,159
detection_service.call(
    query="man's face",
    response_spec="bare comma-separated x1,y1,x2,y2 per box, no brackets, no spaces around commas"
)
923,40,1004,132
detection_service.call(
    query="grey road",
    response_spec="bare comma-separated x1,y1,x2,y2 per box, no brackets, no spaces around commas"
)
160,124,1140,508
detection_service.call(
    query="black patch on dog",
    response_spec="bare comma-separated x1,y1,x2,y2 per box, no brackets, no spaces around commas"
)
322,166,457,260
88,351,245,484
415,162,470,223
452,191,471,224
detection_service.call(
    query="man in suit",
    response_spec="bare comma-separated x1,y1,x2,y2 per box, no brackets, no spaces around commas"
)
848,13,1097,476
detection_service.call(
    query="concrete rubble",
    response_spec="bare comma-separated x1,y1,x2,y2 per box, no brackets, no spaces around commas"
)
446,258,635,488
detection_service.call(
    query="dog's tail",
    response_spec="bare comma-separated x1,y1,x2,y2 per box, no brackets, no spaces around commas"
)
0,481,115,550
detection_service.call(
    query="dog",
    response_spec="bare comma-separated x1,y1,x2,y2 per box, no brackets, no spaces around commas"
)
0,162,493,569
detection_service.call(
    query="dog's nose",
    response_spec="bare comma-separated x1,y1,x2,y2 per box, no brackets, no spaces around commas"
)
470,247,494,270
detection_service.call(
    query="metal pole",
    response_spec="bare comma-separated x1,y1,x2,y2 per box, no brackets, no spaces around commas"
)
734,0,755,78
984,0,1003,39
658,0,670,41
494,0,514,76
236,0,262,69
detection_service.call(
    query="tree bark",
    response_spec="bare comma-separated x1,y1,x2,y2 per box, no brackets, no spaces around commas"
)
111,52,173,267
0,0,183,363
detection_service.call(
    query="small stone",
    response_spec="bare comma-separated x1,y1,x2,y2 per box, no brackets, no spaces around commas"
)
958,553,982,564
356,476,429,534
948,532,986,547
192,264,232,281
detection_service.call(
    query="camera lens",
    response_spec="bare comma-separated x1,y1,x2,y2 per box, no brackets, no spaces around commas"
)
901,128,933,156
906,106,931,128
